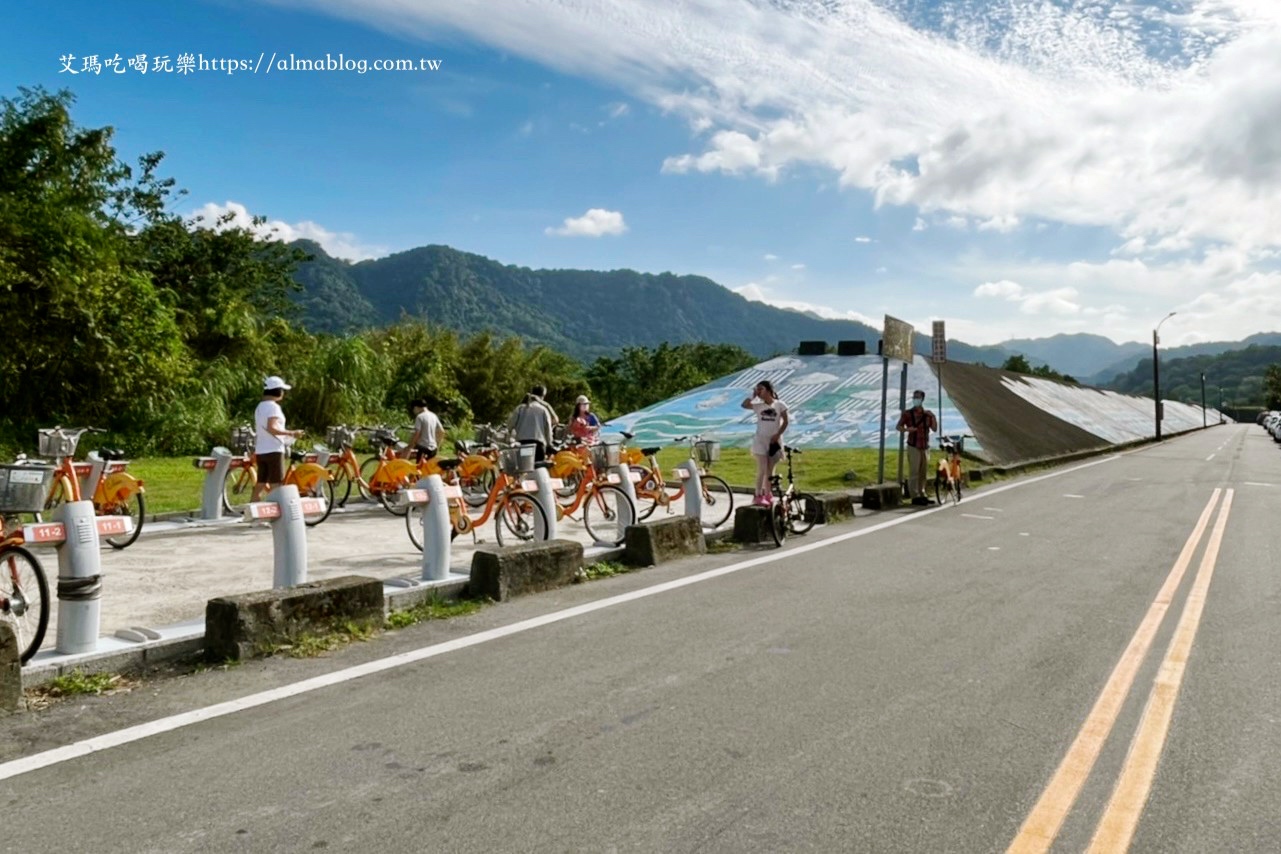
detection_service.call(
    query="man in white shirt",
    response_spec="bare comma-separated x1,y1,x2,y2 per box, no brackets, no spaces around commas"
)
408,398,446,462
251,376,303,502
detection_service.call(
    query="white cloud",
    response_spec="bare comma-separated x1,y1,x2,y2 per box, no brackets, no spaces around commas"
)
188,201,385,261
285,0,1281,342
545,208,628,237
607,101,629,119
763,253,779,261
854,236,872,243
791,263,806,270
974,280,1025,300
734,283,879,327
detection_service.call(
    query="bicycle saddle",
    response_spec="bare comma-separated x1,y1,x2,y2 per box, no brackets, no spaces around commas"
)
436,458,461,470
289,450,306,462
99,448,127,461
641,447,661,456
534,461,553,469
784,445,801,455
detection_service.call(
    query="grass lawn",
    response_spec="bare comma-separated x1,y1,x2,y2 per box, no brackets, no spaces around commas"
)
130,443,923,515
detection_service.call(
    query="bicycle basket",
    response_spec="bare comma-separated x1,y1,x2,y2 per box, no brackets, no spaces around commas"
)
499,445,536,477
694,440,721,463
230,426,254,454
37,429,79,459
0,463,56,513
325,425,356,447
590,442,621,470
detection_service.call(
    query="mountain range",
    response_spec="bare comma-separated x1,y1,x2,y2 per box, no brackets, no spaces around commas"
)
287,241,1278,385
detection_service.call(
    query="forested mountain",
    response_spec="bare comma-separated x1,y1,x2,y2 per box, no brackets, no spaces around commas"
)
1001,334,1150,380
1103,344,1281,409
1087,332,1281,386
288,242,1011,365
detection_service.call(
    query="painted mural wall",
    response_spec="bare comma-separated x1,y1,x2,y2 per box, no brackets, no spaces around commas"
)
604,354,971,449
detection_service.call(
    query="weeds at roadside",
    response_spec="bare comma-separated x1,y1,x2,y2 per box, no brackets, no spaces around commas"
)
575,560,632,582
266,620,379,659
386,595,485,629
706,539,738,555
25,670,138,711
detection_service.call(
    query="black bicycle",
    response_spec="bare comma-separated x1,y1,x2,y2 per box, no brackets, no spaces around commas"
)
767,446,819,547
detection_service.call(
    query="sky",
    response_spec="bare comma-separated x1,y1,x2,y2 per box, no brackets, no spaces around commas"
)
4,0,1281,348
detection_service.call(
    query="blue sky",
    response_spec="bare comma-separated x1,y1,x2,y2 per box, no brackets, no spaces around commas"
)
5,0,1281,347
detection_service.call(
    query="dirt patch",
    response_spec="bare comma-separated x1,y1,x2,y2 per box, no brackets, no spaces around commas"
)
936,362,1111,466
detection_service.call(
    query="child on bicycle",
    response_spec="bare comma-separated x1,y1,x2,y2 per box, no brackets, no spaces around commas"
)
741,380,789,506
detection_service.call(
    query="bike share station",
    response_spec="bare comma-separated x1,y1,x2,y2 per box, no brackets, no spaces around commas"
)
17,435,721,681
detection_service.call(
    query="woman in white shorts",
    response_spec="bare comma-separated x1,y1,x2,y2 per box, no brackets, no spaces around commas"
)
740,380,789,505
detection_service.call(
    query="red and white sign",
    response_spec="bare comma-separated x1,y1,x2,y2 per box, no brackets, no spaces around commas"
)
298,498,326,516
244,502,282,521
23,516,133,545
673,469,692,480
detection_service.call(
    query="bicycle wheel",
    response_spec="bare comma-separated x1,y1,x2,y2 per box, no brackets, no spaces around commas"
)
358,456,381,502
302,478,335,527
554,470,583,512
460,468,494,508
788,492,819,535
582,483,636,547
1,546,50,664
104,492,145,549
495,492,548,546
222,466,257,513
405,503,460,552
768,500,787,547
377,479,413,516
330,464,353,508
699,474,734,529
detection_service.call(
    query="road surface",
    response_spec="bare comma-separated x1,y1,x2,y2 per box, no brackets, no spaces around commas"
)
2,424,1278,853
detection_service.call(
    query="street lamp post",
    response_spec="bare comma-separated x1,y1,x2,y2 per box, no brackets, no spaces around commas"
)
1201,372,1207,429
1153,312,1176,441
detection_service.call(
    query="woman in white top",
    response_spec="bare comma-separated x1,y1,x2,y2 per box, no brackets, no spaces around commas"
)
740,380,789,505
251,375,304,502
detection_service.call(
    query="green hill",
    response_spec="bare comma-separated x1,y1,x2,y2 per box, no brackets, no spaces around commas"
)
1102,344,1281,408
288,242,1011,365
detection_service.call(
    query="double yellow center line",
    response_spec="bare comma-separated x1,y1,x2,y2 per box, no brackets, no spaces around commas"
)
1009,488,1234,853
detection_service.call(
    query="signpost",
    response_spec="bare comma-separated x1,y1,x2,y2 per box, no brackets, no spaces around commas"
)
878,315,915,484
932,320,947,437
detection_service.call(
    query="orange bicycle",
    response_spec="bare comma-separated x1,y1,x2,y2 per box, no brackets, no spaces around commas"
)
624,433,734,529
38,426,146,549
219,431,334,526
405,445,547,550
549,440,636,546
0,461,55,663
934,434,972,506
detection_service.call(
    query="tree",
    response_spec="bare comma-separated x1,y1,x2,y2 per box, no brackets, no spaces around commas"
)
1265,364,1281,410
1001,354,1032,374
0,87,189,437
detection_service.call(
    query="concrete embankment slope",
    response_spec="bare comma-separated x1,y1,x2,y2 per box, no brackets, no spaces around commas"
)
606,352,1217,466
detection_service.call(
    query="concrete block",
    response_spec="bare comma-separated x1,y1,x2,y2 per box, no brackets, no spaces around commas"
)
732,505,775,544
860,483,902,510
623,516,705,566
0,622,23,714
205,575,385,662
813,492,856,524
470,539,584,602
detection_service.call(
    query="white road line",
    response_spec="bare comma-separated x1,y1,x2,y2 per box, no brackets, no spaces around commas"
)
0,454,1121,783
1243,482,1275,488
1205,454,1215,461
962,514,995,520
1064,494,1085,499
983,507,1004,513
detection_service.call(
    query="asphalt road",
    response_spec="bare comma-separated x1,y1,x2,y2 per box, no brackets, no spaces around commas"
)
3,423,1278,853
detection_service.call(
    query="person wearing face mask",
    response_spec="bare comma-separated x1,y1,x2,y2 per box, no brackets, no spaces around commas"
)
896,389,938,506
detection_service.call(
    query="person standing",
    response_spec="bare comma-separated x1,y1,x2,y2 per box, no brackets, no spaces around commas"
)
408,398,446,463
568,395,601,445
896,389,938,506
507,384,557,462
251,375,303,502
740,380,789,505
